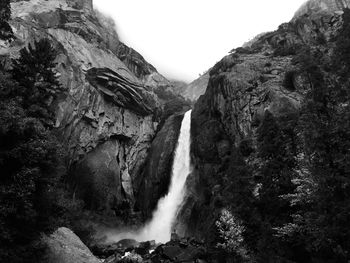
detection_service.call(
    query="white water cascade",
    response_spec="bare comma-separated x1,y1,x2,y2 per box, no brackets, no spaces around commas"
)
108,110,192,243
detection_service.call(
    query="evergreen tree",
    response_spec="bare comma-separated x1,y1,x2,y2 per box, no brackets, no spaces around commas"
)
215,208,248,259
0,39,71,262
254,111,296,261
0,0,14,41
12,39,62,125
256,111,295,216
279,23,350,259
299,49,350,261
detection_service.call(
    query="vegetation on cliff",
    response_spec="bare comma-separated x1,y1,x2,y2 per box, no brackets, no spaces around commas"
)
0,39,86,263
190,8,350,263
0,0,14,41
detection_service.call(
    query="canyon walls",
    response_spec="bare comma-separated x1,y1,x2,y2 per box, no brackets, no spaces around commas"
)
1,0,187,216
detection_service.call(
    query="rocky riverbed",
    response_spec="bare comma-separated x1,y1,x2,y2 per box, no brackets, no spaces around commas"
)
44,227,224,263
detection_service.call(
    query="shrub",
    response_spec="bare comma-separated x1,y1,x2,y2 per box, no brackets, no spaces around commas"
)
216,209,248,258
0,0,14,41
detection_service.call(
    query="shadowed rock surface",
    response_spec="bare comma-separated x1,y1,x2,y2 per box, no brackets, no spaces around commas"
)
43,228,100,263
86,68,157,116
135,113,186,217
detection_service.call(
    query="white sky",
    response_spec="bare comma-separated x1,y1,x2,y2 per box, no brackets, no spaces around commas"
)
94,0,306,82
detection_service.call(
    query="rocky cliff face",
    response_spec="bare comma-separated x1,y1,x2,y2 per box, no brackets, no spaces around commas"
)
294,0,350,19
2,0,185,216
179,5,344,241
178,72,210,102
135,113,187,217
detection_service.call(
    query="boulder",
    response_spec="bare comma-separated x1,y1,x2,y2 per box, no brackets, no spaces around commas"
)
42,227,100,263
116,239,140,251
161,245,183,261
120,252,143,263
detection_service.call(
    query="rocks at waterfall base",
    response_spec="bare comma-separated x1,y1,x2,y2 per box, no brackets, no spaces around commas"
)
43,227,229,263
94,237,215,263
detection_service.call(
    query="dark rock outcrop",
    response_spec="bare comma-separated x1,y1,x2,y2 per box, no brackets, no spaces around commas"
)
86,68,157,116
135,113,186,217
101,238,209,263
115,42,157,81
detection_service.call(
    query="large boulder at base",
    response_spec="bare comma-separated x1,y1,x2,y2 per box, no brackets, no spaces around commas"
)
42,227,100,263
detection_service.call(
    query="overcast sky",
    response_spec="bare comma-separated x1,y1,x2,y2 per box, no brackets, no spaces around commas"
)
94,0,306,83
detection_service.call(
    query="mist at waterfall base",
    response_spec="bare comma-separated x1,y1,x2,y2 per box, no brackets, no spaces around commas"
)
105,110,192,244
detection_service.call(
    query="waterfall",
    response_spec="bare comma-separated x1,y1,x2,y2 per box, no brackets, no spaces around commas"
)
137,110,192,243
108,110,192,243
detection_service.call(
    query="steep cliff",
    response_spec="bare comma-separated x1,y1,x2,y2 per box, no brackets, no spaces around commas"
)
178,71,210,102
179,1,344,242
135,113,187,217
1,0,185,216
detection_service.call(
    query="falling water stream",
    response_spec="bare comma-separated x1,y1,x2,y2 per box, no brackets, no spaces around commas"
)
108,110,192,243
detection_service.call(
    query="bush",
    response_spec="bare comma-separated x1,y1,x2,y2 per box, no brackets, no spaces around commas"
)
216,209,248,258
0,0,14,41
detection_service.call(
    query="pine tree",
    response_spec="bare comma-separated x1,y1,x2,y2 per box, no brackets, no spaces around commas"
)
0,69,65,262
280,28,350,260
12,38,62,124
0,0,14,41
215,208,248,258
257,111,295,210
254,111,296,260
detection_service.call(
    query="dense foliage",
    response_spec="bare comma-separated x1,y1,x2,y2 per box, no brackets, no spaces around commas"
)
213,9,350,263
11,39,64,126
0,39,81,263
0,0,14,41
216,209,247,258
